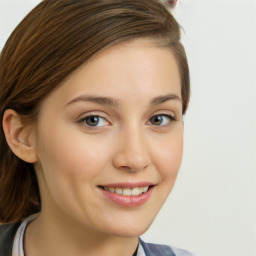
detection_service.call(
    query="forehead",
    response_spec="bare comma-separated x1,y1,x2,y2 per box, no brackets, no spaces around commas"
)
41,38,181,108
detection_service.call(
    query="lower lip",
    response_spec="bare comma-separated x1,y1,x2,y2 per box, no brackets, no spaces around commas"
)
99,187,154,207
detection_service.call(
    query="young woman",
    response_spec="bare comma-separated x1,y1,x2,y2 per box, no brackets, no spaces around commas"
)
0,0,194,255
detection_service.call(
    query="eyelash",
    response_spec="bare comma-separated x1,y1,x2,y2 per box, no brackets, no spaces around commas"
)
78,115,109,128
78,114,176,129
148,114,176,126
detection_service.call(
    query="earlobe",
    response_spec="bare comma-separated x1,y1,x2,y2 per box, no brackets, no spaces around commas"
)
2,109,38,163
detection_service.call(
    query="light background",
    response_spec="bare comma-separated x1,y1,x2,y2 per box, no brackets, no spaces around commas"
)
0,0,255,256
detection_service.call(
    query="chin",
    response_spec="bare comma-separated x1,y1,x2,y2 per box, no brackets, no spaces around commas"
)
104,219,153,238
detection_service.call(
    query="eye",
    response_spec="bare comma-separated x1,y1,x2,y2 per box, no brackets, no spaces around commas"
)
149,114,175,126
81,115,109,127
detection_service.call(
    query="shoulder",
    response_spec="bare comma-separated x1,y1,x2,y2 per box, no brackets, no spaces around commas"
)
139,238,197,256
0,222,21,256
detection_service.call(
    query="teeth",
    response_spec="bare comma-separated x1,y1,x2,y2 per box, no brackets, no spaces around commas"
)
142,186,148,193
132,187,140,196
115,188,123,194
103,186,150,196
109,187,115,192
123,188,132,196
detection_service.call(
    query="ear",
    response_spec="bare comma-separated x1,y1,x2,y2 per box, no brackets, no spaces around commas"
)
2,109,38,163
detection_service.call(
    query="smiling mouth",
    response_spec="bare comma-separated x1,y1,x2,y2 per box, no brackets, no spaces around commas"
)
98,184,155,207
98,186,152,196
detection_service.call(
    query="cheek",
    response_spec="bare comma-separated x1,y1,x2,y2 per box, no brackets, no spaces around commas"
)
36,124,110,178
152,129,183,181
34,123,113,214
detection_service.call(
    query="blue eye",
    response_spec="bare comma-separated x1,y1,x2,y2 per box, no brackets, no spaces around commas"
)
82,115,108,127
149,115,175,126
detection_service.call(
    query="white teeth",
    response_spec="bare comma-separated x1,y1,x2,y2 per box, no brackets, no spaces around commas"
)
103,186,150,196
109,187,115,192
142,186,148,193
131,187,140,196
123,188,132,196
115,188,123,194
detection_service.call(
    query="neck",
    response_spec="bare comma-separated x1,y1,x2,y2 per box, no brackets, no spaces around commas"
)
25,212,139,256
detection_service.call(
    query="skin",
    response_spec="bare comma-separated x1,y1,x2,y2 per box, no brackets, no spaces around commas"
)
3,38,184,256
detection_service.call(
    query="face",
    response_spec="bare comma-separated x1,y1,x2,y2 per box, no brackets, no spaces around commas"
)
33,38,183,238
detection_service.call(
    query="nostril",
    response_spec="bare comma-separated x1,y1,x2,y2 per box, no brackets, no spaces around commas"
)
119,165,146,172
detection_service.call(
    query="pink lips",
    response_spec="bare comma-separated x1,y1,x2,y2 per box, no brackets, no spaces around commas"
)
98,182,155,207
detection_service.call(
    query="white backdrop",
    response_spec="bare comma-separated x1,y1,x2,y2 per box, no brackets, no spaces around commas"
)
0,0,255,256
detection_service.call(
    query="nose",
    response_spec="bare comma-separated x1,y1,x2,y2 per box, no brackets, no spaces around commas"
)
112,125,151,172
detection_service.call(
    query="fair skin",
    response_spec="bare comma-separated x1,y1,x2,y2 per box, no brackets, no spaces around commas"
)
3,38,183,256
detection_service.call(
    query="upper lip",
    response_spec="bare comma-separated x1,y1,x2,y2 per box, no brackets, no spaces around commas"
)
98,182,155,188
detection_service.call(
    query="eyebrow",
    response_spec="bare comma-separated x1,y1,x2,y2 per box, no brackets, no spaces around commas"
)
66,95,120,107
150,94,182,106
66,93,181,107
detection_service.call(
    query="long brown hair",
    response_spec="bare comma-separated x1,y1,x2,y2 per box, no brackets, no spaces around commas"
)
0,0,190,223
